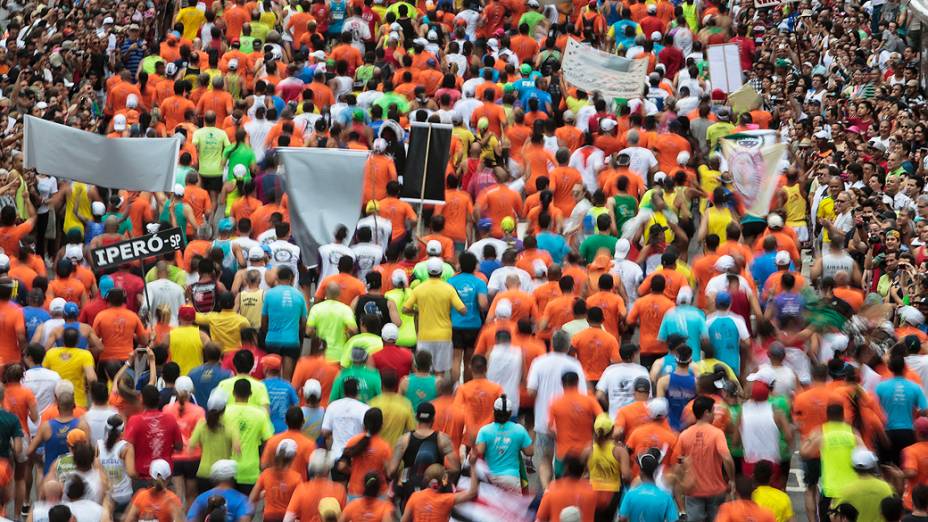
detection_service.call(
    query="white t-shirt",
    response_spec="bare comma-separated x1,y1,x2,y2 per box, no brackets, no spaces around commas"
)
65,500,103,522
568,146,605,194
618,146,658,178
526,353,587,434
487,344,523,413
321,397,369,460
611,259,644,306
317,242,355,280
468,238,509,262
356,215,392,252
84,406,120,446
141,279,186,325
597,362,650,417
352,243,384,280
269,239,302,277
487,266,533,294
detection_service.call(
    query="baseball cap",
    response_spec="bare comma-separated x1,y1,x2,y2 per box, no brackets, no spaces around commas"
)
714,255,735,271
614,238,631,259
0,254,8,271
426,239,442,256
851,447,879,470
493,395,512,412
150,459,172,480
262,354,282,370
178,305,196,322
767,213,784,229
66,429,87,446
98,276,114,298
210,459,238,480
303,379,322,400
63,302,79,318
426,257,443,276
350,346,369,363
520,63,532,75
50,297,66,314
775,250,791,266
501,216,516,232
113,114,127,131
647,397,669,419
715,291,732,308
175,376,194,394
207,389,229,411
218,217,234,232
381,323,399,341
593,413,614,436
750,380,770,401
416,402,436,423
173,184,185,197
373,138,387,152
559,506,581,522
495,298,513,319
600,118,617,131
391,269,408,287
91,201,106,216
477,117,489,130
633,377,651,393
814,129,829,139
901,305,925,325
477,218,493,232
165,62,178,76
653,171,667,184
249,246,266,260
676,286,694,305
318,497,341,518
276,438,298,458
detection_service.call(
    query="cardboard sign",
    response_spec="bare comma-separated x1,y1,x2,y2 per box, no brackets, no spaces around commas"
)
707,43,744,93
91,227,185,269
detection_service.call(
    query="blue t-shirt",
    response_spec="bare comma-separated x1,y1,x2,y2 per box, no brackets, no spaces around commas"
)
448,273,488,330
188,362,232,407
707,313,748,374
657,305,707,361
265,377,299,433
187,487,252,522
536,232,570,264
771,291,804,320
262,285,307,346
479,259,501,280
750,252,778,289
619,482,678,522
875,376,928,430
23,306,50,342
519,88,552,113
475,421,532,478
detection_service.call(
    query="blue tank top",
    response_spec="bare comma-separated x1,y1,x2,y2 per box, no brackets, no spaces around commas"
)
666,373,696,432
58,322,89,349
44,418,80,474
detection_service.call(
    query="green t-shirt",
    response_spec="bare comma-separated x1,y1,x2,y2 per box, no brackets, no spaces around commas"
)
189,420,239,478
339,332,384,368
612,194,638,233
373,92,411,115
223,143,256,182
329,365,382,403
579,233,619,264
355,64,376,85
216,375,270,409
223,402,274,484
518,11,546,35
0,410,22,458
193,127,231,177
307,299,358,363
101,211,132,235
175,165,196,187
145,265,188,288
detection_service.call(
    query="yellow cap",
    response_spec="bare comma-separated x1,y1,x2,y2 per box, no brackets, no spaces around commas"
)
501,216,516,232
594,413,614,436
477,116,490,130
318,497,341,517
365,200,380,214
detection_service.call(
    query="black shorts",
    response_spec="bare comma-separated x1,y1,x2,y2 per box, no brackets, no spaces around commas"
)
452,328,480,350
266,343,302,359
200,174,224,193
174,459,198,479
803,458,821,487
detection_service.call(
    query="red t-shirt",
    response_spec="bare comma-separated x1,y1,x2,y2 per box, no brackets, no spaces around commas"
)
371,344,413,379
221,345,267,379
110,271,146,312
124,409,183,478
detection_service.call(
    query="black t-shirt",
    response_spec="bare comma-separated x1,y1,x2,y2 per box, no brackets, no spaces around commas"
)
903,515,928,522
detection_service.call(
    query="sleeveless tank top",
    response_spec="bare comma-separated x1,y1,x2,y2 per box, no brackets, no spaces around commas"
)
169,325,204,375
666,372,696,431
821,421,858,497
740,400,780,463
588,441,621,492
44,418,79,474
63,182,91,234
405,374,437,412
401,430,440,486
55,453,76,484
159,202,188,242
707,206,733,242
65,467,104,503
822,252,855,280
190,280,218,312
783,183,808,225
58,321,89,349
97,439,133,503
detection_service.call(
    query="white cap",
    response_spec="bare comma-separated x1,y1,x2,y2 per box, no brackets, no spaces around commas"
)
308,448,332,475
413,37,428,47
493,395,512,412
391,268,409,286
103,16,114,24
146,223,161,234
303,379,322,400
814,129,829,139
0,254,9,270
746,366,777,386
207,389,229,411
373,138,387,152
50,297,66,313
426,257,443,275
150,459,172,480
175,376,194,394
830,333,850,352
901,305,925,326
173,183,185,197
676,285,694,305
54,380,75,399
210,459,238,480
600,118,617,131
381,323,399,341
653,171,667,183
311,50,327,61
714,255,735,271
113,114,127,131
165,62,178,76
276,438,298,458
564,110,576,121
228,58,239,70
614,238,631,260
677,151,691,165
248,246,266,260
775,250,791,266
232,164,248,179
647,397,669,419
647,3,657,12
427,30,438,40
426,239,442,256
527,0,540,6
91,201,106,216
495,298,512,319
559,506,582,522
767,213,784,229
35,101,48,110
651,31,661,41
487,38,499,50
851,447,879,470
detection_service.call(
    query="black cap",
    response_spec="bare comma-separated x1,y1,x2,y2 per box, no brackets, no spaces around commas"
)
829,503,859,520
633,377,651,393
416,402,435,423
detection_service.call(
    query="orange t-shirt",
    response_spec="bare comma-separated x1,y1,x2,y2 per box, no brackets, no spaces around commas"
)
378,197,417,240
313,273,366,306
614,400,650,439
669,422,732,497
183,185,212,227
340,497,394,522
533,282,562,314
638,268,689,302
834,287,865,312
791,384,831,438
549,166,584,215
230,195,262,222
470,102,507,137
585,291,627,341
537,477,598,522
453,378,503,445
902,441,928,509
431,395,465,453
291,355,341,407
8,264,37,290
261,431,316,480
0,300,24,365
129,488,183,522
474,320,517,357
362,155,398,205
159,95,195,131
255,468,302,517
626,293,675,354
419,234,455,262
404,488,457,522
540,295,576,340
3,383,35,433
250,203,288,237
476,185,523,238
692,253,721,309
48,277,87,304
434,189,474,243
285,479,347,522
92,306,147,361
715,500,776,522
651,133,691,174
571,327,620,380
0,222,34,256
488,289,537,323
343,433,392,495
548,389,603,458
624,420,677,475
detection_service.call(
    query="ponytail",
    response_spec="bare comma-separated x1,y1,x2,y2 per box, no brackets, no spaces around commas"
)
206,408,224,431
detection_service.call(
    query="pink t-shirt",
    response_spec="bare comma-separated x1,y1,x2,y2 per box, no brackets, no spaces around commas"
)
162,401,205,460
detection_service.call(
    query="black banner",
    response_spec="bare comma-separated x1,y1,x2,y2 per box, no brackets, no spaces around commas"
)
91,227,185,270
400,122,452,204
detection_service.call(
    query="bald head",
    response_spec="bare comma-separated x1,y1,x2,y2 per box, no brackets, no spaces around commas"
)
42,480,63,502
506,274,521,289
104,215,119,233
325,282,341,299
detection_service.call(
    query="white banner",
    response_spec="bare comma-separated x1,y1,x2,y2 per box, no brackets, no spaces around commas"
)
721,138,787,216
754,0,799,8
562,38,648,100
23,116,179,192
277,147,369,267
707,43,743,93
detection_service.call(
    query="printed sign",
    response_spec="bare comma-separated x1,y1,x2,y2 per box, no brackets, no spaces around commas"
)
562,38,648,100
91,227,185,269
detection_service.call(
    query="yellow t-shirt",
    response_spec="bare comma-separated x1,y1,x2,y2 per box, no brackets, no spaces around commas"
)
44,347,95,407
175,7,206,41
753,485,794,522
817,196,836,242
196,311,251,352
403,279,465,342
368,392,416,446
169,325,204,376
